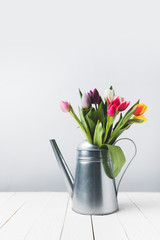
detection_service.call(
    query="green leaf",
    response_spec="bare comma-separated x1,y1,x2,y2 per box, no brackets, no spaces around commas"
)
89,102,105,124
106,144,126,178
102,99,107,113
122,108,136,124
79,89,82,99
109,100,140,142
96,102,104,123
93,120,105,146
70,107,90,140
127,119,144,124
108,126,129,145
78,107,88,131
101,149,114,179
113,113,122,131
103,110,117,143
87,107,97,122
85,109,96,137
82,107,90,117
124,99,140,118
105,124,113,142
107,107,137,144
78,107,92,143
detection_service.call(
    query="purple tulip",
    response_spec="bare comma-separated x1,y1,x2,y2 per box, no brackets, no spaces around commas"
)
89,88,100,104
82,93,91,109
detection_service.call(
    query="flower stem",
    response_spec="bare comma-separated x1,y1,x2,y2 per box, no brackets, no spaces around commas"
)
69,108,92,143
103,117,111,143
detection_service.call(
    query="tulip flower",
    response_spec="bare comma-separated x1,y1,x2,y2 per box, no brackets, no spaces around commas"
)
133,103,147,116
60,101,71,113
82,93,91,109
89,88,100,104
104,88,115,103
118,97,130,111
107,103,117,117
133,115,148,123
107,96,130,117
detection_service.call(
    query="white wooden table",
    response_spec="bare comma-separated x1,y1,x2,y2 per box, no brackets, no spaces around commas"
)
0,192,159,240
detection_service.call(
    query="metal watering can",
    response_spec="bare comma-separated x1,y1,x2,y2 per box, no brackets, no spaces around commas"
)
50,138,136,215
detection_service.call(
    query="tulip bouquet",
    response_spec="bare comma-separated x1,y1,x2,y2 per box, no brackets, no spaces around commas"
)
60,86,147,177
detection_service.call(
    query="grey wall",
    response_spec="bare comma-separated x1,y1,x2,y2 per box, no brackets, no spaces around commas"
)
0,0,159,191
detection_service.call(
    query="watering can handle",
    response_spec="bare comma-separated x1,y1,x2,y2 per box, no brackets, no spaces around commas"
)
114,138,137,194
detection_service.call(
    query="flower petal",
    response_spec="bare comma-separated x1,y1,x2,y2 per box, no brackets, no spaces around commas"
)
112,96,121,106
60,101,71,113
133,103,147,116
107,104,117,117
133,115,148,123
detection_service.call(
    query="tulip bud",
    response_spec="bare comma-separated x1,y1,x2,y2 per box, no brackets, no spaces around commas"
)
133,103,147,116
60,101,71,113
118,97,130,112
107,95,130,117
82,93,91,109
112,96,121,106
107,104,117,117
89,88,100,104
111,96,130,112
104,88,115,104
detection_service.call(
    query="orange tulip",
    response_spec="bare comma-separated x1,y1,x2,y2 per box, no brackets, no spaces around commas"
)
133,103,147,116
133,115,148,123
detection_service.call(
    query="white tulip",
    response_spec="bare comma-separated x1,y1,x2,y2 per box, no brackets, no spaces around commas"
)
104,88,115,102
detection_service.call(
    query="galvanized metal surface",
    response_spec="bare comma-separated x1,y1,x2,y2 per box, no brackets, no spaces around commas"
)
50,139,74,197
50,139,136,215
72,140,118,215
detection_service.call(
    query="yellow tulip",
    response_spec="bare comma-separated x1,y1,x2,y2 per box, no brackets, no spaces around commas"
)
133,115,148,124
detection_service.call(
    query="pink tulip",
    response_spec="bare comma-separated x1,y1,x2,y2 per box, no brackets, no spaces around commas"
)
107,103,117,117
117,97,130,111
60,101,71,113
107,96,130,117
112,96,121,107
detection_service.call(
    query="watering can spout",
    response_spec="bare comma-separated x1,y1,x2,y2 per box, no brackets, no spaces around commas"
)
50,139,74,197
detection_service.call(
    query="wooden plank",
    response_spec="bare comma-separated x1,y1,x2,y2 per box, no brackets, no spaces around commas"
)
25,192,69,240
92,209,128,240
0,192,15,207
0,192,54,240
61,198,93,240
0,192,28,230
116,193,160,240
0,192,159,240
127,192,160,234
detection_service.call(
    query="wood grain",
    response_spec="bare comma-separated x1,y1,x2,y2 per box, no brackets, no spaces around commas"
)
0,192,159,240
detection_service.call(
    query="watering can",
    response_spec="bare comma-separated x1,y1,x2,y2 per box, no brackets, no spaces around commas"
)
50,138,136,215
